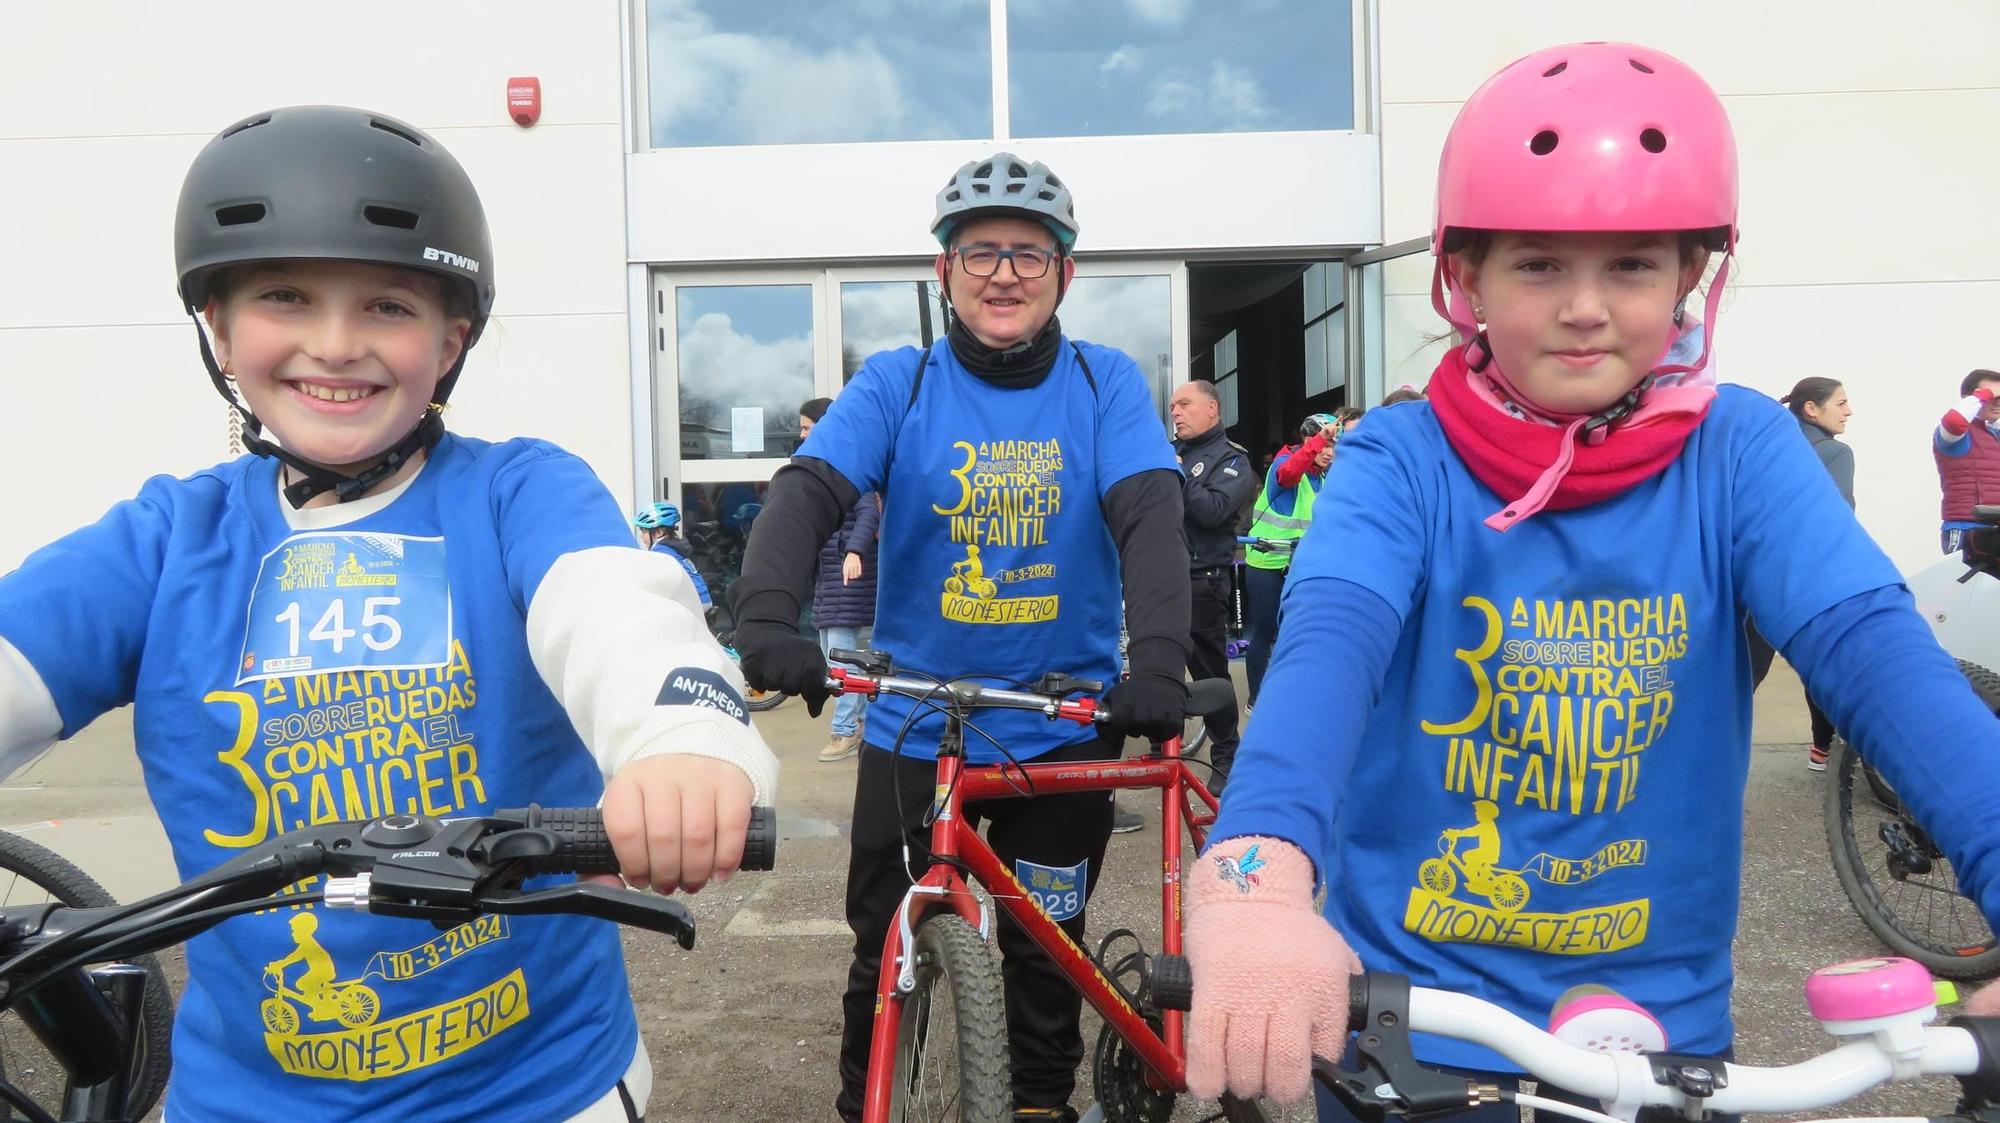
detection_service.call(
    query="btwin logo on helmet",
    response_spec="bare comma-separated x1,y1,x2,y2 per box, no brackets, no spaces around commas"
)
422,247,481,273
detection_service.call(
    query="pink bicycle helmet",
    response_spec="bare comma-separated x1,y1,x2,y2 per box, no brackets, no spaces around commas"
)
1431,42,1738,342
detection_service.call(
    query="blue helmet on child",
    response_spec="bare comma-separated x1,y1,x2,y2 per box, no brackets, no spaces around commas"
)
633,502,682,531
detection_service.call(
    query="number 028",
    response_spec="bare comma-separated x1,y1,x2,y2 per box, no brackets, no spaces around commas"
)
274,597,403,655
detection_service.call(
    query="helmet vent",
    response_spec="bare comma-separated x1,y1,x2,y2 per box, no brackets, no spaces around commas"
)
1529,130,1560,156
1639,128,1667,154
368,118,424,147
220,115,272,140
1007,161,1027,177
1628,58,1655,74
1541,62,1568,77
214,203,266,227
363,205,420,230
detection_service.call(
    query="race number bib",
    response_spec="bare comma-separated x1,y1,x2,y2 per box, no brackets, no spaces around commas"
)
237,533,451,684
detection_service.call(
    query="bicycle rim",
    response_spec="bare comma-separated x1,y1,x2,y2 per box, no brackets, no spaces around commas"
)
0,830,174,1121
1826,737,2000,979
885,915,1010,1123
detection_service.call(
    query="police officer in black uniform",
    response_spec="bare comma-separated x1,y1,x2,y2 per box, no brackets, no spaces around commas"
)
1169,379,1257,787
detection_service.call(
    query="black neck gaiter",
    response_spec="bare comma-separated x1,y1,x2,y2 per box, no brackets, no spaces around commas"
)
947,315,1064,389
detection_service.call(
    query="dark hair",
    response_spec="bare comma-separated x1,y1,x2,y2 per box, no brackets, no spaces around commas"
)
1962,370,2000,397
1332,406,1364,426
1184,379,1219,403
800,397,834,422
1381,386,1425,406
1779,377,1843,420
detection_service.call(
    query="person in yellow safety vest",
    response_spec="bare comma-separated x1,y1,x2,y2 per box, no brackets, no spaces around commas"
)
1242,410,1357,704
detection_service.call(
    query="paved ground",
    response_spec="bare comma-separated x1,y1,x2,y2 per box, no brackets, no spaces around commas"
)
0,660,1977,1121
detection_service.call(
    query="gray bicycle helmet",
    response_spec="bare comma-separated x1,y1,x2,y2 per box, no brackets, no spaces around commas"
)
931,152,1079,251
173,106,495,505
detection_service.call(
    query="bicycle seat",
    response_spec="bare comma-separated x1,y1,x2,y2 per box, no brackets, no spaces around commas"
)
1186,678,1236,718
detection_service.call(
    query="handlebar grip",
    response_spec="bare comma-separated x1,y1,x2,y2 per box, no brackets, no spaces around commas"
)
496,805,776,875
503,805,617,875
742,806,777,872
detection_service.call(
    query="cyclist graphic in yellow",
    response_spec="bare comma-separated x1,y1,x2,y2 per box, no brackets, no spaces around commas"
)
944,543,998,600
1420,800,1530,913
261,912,380,1031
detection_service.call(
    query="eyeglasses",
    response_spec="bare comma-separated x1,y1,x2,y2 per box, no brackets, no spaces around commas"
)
952,245,1057,279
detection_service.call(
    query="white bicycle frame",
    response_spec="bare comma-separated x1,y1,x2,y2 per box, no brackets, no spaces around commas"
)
1909,555,2000,672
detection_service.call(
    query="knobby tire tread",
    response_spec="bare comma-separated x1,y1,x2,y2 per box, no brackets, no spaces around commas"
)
894,914,1010,1123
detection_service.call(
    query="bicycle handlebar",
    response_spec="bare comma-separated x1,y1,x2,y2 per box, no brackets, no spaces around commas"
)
1161,965,2000,1122
824,650,1237,727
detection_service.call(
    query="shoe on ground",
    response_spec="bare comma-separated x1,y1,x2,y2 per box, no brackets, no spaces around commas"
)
1807,743,1829,771
818,730,862,762
1110,806,1144,834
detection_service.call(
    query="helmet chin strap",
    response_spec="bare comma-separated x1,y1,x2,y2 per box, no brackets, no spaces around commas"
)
190,314,454,509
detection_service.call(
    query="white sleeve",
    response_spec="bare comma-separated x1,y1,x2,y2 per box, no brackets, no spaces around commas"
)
524,546,779,805
0,636,62,780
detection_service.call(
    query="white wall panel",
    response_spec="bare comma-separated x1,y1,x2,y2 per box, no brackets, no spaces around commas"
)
1378,0,2000,104
1,2,621,138
627,131,1383,263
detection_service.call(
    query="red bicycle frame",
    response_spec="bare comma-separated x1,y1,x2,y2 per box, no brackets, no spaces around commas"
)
835,669,1225,1122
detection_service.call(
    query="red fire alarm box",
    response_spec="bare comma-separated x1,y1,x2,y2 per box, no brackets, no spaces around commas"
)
507,77,541,128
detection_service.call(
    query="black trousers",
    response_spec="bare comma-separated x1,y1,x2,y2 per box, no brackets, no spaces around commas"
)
835,735,1120,1120
1188,569,1241,781
1746,619,1838,747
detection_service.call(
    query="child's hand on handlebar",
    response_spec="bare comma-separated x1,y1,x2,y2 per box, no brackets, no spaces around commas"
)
1185,835,1357,1105
599,754,756,894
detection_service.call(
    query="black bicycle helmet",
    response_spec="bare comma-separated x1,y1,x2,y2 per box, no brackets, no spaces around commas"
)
174,105,495,506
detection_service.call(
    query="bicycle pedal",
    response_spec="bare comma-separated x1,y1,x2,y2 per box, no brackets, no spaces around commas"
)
1549,984,1667,1054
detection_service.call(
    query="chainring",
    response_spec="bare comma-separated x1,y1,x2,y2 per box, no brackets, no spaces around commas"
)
1091,1018,1174,1123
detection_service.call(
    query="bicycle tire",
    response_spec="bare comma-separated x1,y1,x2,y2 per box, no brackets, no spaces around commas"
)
885,914,1010,1123
0,829,174,1121
1825,664,2000,979
746,689,786,713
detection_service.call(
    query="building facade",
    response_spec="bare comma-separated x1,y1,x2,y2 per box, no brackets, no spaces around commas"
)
2,1,1995,579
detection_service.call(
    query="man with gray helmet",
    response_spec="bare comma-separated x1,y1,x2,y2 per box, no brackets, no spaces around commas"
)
731,153,1190,1122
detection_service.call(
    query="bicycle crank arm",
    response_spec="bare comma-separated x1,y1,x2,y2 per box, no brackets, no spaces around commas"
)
476,884,696,950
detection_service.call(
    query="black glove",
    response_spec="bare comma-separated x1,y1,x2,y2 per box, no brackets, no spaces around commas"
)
1102,638,1190,741
733,620,832,717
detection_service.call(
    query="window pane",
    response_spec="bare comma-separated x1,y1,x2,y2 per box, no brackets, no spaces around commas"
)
1304,262,1333,321
1304,317,1329,396
681,481,769,605
1323,311,1347,399
675,285,813,461
646,0,990,147
1007,0,1353,138
840,280,946,381
1059,275,1173,413
1219,373,1239,427
1216,329,1237,376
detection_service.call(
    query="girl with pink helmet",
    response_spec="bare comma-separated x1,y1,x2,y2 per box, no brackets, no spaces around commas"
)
1182,42,2000,1115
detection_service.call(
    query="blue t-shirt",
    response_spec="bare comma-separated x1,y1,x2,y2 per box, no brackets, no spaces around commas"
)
0,435,641,1121
652,540,711,605
800,340,1178,762
1227,387,1900,1068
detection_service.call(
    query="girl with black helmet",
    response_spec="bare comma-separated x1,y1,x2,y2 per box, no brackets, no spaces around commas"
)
0,106,776,1121
730,151,1191,1122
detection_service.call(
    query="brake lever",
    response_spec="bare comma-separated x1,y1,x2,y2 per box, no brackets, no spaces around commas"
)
475,884,697,950
1329,973,1495,1122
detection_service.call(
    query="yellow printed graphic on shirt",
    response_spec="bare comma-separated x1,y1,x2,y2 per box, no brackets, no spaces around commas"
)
259,910,524,1080
933,439,1063,625
202,624,545,1081
1404,594,1686,955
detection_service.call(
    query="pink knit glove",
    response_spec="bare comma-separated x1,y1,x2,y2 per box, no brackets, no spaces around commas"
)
1185,836,1357,1104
